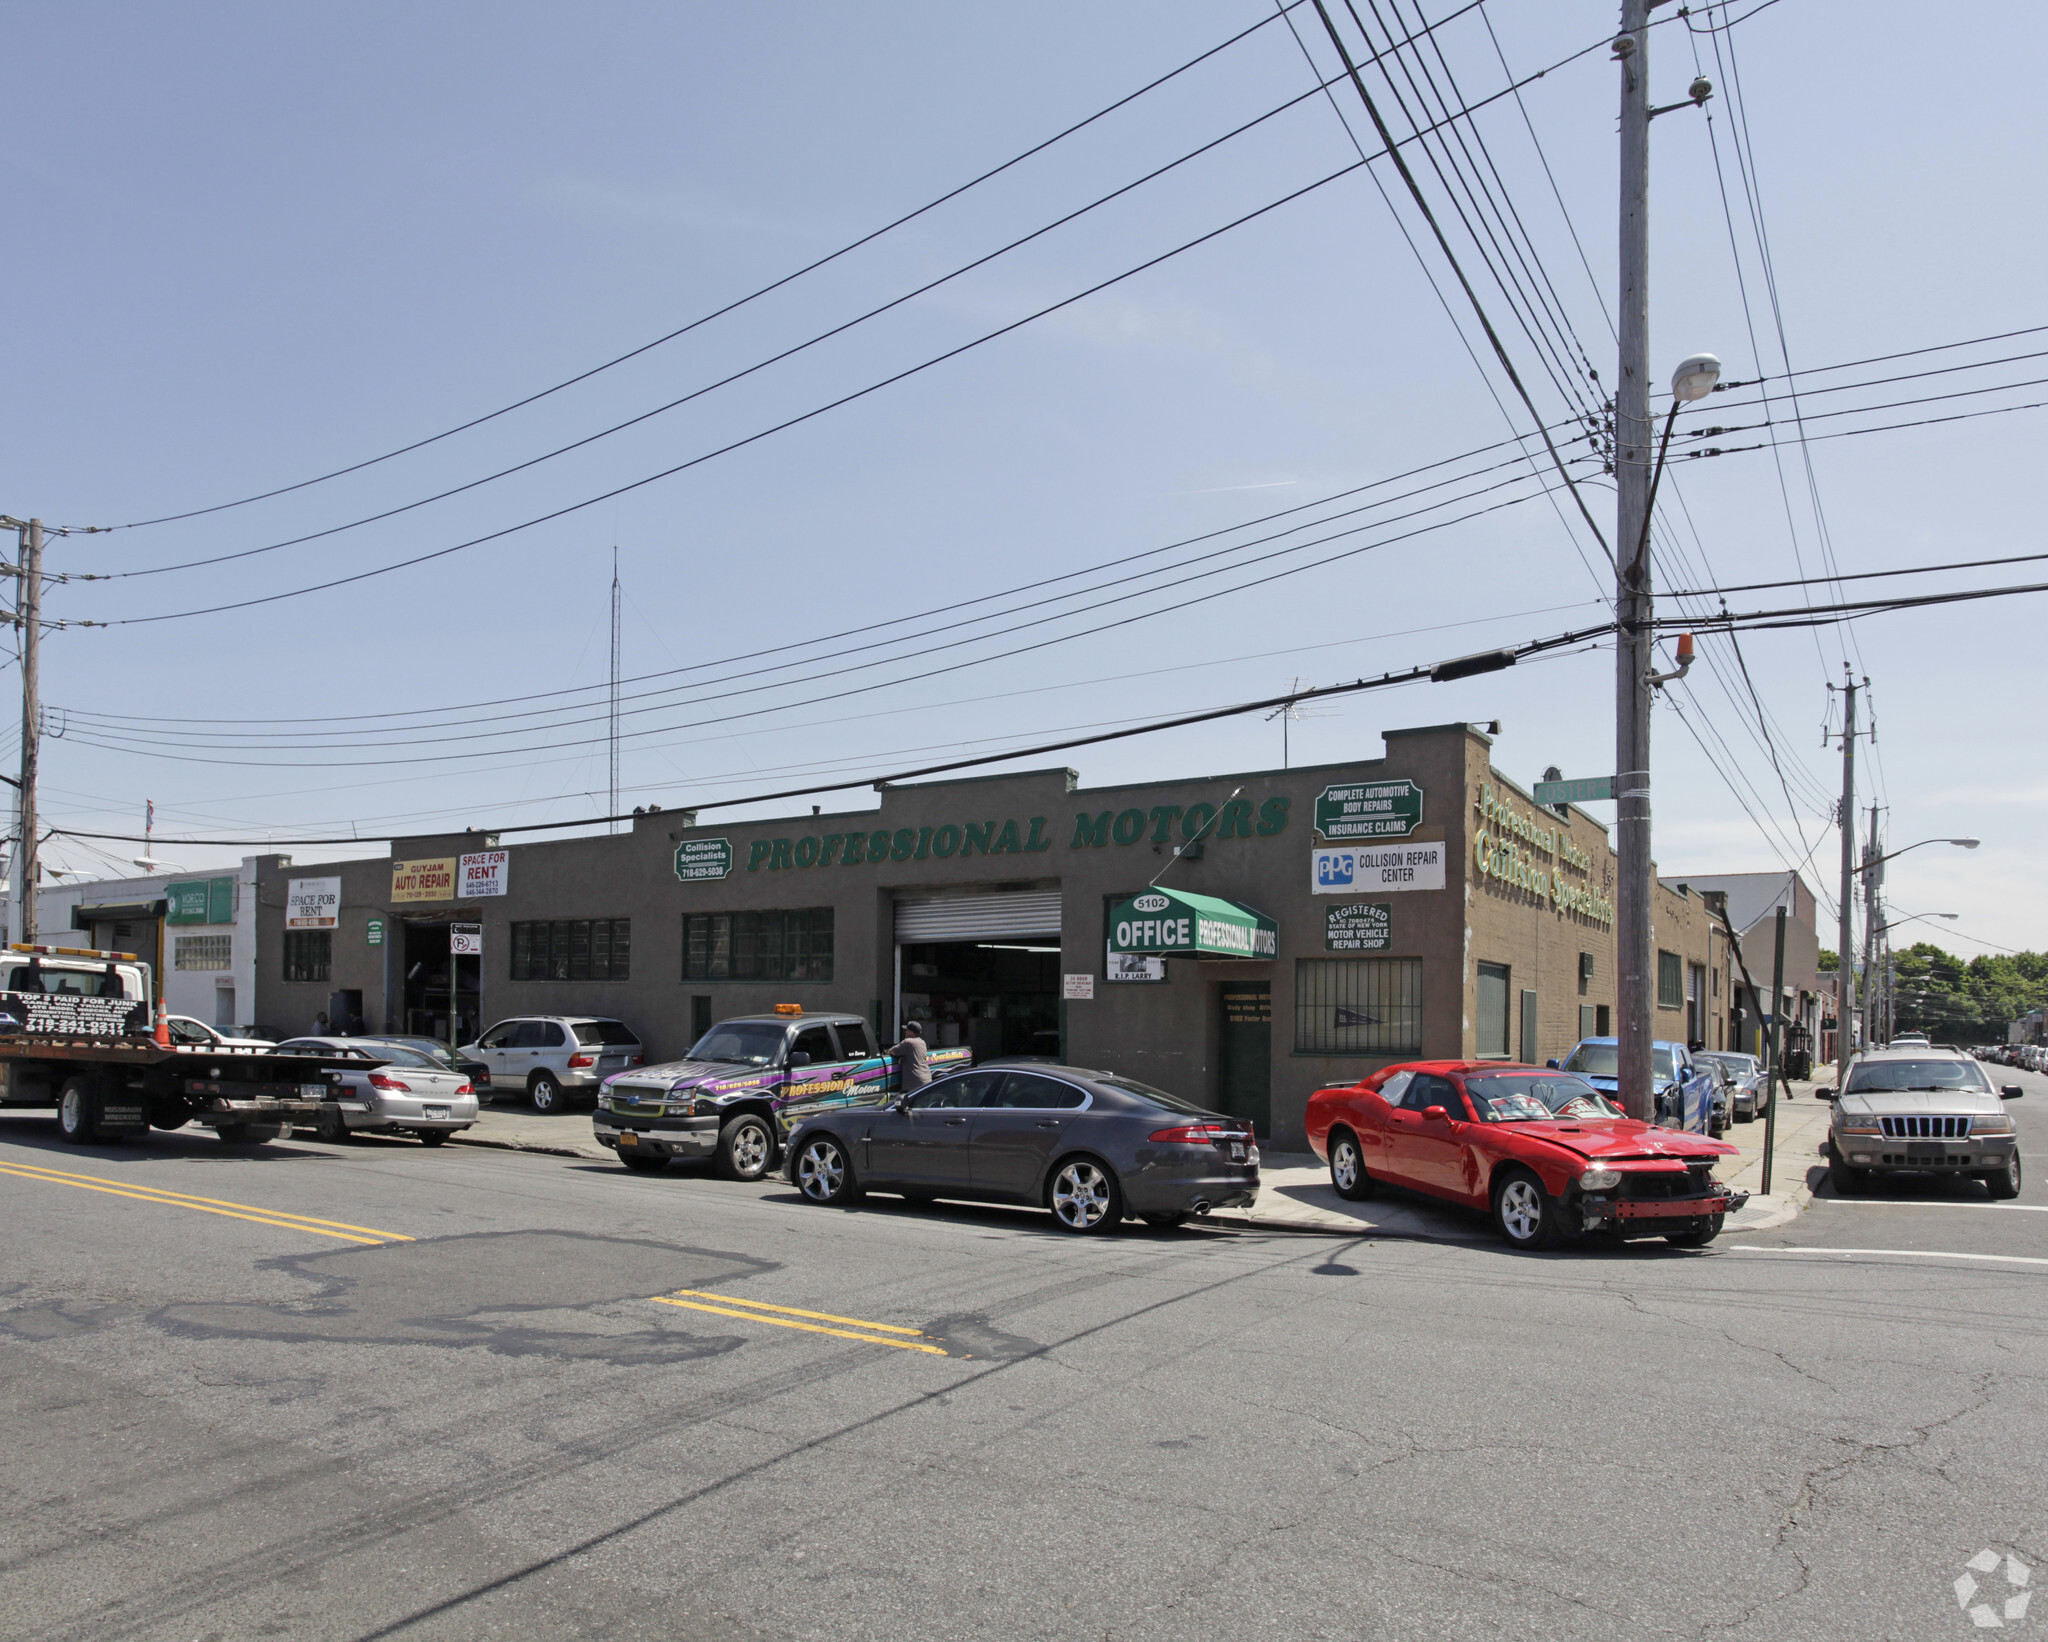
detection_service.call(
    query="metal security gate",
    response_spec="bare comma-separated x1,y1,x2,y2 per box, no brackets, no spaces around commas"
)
892,892,1062,944
893,892,1063,1059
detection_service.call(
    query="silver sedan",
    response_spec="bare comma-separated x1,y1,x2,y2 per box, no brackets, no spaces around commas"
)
275,1037,480,1145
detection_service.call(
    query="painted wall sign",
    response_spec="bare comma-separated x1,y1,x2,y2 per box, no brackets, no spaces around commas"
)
1105,949,1167,983
743,799,1289,874
286,876,341,929
1470,782,1612,924
366,917,385,947
1063,973,1096,1000
1325,902,1393,951
459,850,509,898
390,858,456,904
1311,843,1446,894
1314,780,1422,841
674,838,734,882
450,922,483,957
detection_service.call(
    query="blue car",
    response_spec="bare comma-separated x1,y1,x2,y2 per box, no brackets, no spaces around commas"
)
1552,1037,1724,1135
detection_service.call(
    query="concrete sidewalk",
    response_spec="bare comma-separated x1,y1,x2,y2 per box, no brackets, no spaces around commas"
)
455,1101,611,1161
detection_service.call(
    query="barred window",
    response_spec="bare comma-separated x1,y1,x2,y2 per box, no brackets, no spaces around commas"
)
683,908,833,983
1295,957,1422,1055
283,930,331,984
174,934,232,971
510,919,631,982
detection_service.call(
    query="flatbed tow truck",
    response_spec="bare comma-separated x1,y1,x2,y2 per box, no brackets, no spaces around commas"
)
0,942,371,1145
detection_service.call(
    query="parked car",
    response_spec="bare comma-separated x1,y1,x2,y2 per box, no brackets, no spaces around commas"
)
1554,1036,1720,1132
1823,1047,2024,1199
781,1064,1260,1233
357,1034,491,1091
594,1011,969,1179
165,1015,276,1050
274,1036,480,1145
460,1016,643,1112
1697,1050,1766,1122
1306,1061,1743,1250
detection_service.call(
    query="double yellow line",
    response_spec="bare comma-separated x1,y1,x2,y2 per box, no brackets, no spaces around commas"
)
652,1288,947,1355
0,1158,411,1245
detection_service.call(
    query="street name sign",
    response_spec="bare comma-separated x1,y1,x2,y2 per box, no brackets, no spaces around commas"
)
1532,775,1615,805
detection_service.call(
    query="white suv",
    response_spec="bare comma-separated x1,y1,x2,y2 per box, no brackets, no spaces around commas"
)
462,1016,643,1113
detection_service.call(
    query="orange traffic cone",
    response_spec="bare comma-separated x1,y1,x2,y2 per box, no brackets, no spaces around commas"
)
154,999,170,1047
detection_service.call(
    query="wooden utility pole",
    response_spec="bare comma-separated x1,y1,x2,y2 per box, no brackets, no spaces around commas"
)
1834,673,1856,1066
16,519,40,947
1613,0,1655,1121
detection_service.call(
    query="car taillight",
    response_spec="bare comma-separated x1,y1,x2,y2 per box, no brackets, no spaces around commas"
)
367,1073,410,1092
631,1054,643,1065
455,1082,472,1096
568,1054,596,1069
1149,1123,1241,1144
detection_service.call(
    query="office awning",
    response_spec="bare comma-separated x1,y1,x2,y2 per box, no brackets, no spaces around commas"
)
1107,888,1277,960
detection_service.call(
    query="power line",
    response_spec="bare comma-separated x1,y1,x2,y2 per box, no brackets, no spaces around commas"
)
91,2,1322,533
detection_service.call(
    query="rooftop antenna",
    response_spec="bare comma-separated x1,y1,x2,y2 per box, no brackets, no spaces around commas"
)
1263,678,1334,768
608,548,622,833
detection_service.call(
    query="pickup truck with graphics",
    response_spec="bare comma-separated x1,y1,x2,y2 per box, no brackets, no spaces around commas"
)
592,1007,971,1179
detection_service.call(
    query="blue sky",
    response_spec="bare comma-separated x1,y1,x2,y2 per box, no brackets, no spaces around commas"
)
8,0,2043,955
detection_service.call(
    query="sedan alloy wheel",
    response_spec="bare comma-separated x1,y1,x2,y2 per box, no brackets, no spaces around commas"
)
796,1136,859,1205
1329,1130,1374,1201
1049,1158,1122,1234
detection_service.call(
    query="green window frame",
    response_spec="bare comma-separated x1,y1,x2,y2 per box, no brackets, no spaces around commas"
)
510,919,631,982
1294,957,1422,1055
283,929,331,984
1657,949,1683,1009
682,908,834,983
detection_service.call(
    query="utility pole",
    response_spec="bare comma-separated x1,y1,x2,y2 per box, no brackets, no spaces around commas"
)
1860,802,1882,1048
608,547,622,833
1613,0,1655,1122
1763,902,1787,1195
16,519,40,947
1833,672,1856,1067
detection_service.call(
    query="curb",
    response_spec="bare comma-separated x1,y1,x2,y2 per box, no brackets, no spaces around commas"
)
452,1131,610,1163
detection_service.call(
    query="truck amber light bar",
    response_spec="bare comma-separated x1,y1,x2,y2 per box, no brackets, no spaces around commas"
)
8,942,140,961
773,1003,804,1015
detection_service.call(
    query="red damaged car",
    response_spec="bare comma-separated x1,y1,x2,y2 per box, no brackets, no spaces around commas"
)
1306,1061,1744,1250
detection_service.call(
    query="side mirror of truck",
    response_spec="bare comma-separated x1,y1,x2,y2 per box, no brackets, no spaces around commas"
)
1816,1088,1836,1101
787,1051,811,1068
1545,1058,1561,1070
2002,1086,2025,1100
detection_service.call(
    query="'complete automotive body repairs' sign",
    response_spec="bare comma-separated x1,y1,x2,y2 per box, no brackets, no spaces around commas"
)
1312,843,1446,894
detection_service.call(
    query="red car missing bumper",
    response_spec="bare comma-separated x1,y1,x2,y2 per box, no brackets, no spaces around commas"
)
1306,1059,1743,1250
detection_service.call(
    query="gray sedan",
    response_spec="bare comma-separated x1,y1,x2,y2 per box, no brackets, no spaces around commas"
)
275,1037,480,1145
781,1064,1260,1233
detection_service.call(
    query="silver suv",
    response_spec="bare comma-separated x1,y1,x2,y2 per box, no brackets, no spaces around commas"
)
1824,1046,2024,1198
462,1016,643,1113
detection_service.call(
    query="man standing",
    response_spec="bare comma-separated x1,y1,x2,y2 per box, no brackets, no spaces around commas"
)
886,1021,931,1093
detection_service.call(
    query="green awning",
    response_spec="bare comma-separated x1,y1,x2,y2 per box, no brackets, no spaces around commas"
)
1107,888,1277,960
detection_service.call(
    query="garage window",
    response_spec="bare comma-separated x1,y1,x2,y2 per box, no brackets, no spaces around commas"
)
175,935,232,971
511,919,631,982
1294,958,1422,1054
283,930,330,983
683,908,833,983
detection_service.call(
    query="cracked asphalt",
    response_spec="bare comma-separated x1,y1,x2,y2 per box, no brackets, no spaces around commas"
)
3,1078,2044,1642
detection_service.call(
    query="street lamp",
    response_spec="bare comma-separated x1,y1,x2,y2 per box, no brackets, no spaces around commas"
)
1855,837,1979,875
1875,911,1959,936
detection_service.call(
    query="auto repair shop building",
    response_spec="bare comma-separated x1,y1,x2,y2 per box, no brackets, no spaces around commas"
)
250,721,1720,1147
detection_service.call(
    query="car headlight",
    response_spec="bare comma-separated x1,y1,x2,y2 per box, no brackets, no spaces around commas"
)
1837,1118,1882,1135
1579,1167,1622,1192
1971,1114,2016,1135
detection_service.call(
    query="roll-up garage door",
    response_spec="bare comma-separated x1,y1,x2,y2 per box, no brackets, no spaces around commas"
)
893,891,1062,943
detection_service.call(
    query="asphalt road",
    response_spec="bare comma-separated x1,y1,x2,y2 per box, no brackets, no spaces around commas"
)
3,1088,2044,1642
